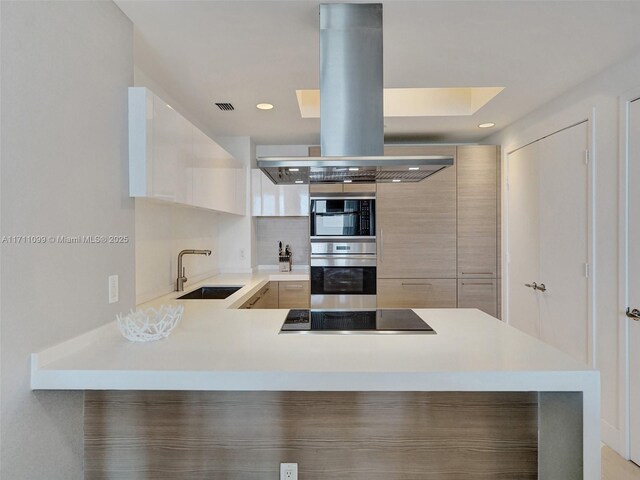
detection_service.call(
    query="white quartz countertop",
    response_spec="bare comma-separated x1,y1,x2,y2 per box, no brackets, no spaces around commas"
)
31,272,598,393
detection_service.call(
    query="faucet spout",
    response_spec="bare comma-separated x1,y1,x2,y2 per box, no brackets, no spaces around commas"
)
176,249,212,291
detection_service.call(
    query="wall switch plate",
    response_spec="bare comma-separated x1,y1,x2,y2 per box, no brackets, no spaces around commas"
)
280,463,298,480
108,275,119,304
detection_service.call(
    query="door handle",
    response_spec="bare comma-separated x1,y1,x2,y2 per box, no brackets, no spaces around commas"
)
525,282,547,292
626,307,640,321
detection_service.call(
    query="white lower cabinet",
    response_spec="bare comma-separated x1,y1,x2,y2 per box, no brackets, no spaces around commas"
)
129,87,245,215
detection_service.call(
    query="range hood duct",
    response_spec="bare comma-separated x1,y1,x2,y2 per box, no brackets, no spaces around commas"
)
258,3,453,185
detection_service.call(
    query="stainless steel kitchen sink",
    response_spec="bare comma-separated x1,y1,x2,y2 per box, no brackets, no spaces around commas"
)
177,286,243,300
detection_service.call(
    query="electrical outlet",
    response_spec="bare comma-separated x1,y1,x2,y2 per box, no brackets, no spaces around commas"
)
240,248,246,259
280,463,298,480
108,275,119,304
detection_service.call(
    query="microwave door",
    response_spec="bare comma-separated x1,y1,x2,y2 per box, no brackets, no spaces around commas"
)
315,213,357,236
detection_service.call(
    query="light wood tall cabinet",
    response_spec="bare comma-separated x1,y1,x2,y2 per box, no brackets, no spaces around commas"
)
375,146,458,309
456,145,500,316
375,145,500,317
457,146,498,278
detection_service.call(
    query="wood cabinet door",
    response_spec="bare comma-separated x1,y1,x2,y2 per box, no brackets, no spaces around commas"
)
342,183,376,194
457,146,498,278
278,281,310,308
309,184,343,194
377,166,457,278
457,279,497,317
377,279,457,308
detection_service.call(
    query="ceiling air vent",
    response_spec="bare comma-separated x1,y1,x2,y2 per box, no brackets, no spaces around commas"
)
215,102,234,111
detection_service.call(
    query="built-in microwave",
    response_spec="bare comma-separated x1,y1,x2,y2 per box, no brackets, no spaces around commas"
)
310,197,375,238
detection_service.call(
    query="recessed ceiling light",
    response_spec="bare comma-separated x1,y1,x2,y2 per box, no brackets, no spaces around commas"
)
344,179,353,183
288,168,299,172
392,179,401,183
478,122,496,128
348,167,360,171
409,167,420,171
256,103,274,110
295,180,303,184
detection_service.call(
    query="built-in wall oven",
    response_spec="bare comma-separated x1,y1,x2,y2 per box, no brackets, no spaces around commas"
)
310,240,377,309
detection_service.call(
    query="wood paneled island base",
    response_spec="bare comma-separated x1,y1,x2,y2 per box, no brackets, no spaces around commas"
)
85,391,541,479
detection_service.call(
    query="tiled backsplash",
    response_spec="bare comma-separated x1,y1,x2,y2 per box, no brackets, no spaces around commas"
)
256,217,309,266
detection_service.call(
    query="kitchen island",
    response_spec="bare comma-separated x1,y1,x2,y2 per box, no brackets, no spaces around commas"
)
31,274,599,479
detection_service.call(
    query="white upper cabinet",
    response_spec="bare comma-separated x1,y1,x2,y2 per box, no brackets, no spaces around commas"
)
129,87,245,215
251,169,309,216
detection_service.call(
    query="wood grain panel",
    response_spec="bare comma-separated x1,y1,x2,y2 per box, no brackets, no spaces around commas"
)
309,183,343,193
457,279,498,317
240,282,278,309
278,281,310,308
85,391,537,480
456,146,498,278
342,183,376,194
378,279,457,308
377,166,457,278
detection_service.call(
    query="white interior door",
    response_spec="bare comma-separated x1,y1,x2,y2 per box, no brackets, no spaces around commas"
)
507,142,541,337
538,124,589,364
628,97,640,466
507,122,590,364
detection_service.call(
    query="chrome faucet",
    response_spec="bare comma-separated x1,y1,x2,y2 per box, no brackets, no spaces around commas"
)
176,249,212,291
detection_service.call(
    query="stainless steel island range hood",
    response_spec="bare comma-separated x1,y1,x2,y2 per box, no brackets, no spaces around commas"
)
258,3,453,185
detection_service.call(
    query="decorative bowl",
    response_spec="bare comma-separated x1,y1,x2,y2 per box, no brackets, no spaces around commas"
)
116,304,184,343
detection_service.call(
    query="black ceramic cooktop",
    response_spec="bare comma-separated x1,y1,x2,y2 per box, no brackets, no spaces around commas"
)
280,309,436,334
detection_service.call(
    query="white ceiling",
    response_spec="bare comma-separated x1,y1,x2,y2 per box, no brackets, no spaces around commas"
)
115,1,640,145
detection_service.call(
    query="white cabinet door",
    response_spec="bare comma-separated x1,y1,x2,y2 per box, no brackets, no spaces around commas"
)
628,97,640,466
191,125,241,215
129,87,244,215
251,169,309,216
150,97,180,201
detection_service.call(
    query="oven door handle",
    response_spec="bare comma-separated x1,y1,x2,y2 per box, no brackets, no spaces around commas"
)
311,255,376,260
311,257,377,267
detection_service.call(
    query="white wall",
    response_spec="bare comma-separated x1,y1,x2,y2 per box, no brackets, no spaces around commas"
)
135,199,220,303
0,2,134,479
486,50,640,454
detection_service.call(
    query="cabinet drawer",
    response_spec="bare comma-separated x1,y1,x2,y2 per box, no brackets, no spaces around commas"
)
377,279,457,308
457,279,497,317
241,282,279,309
278,281,310,309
